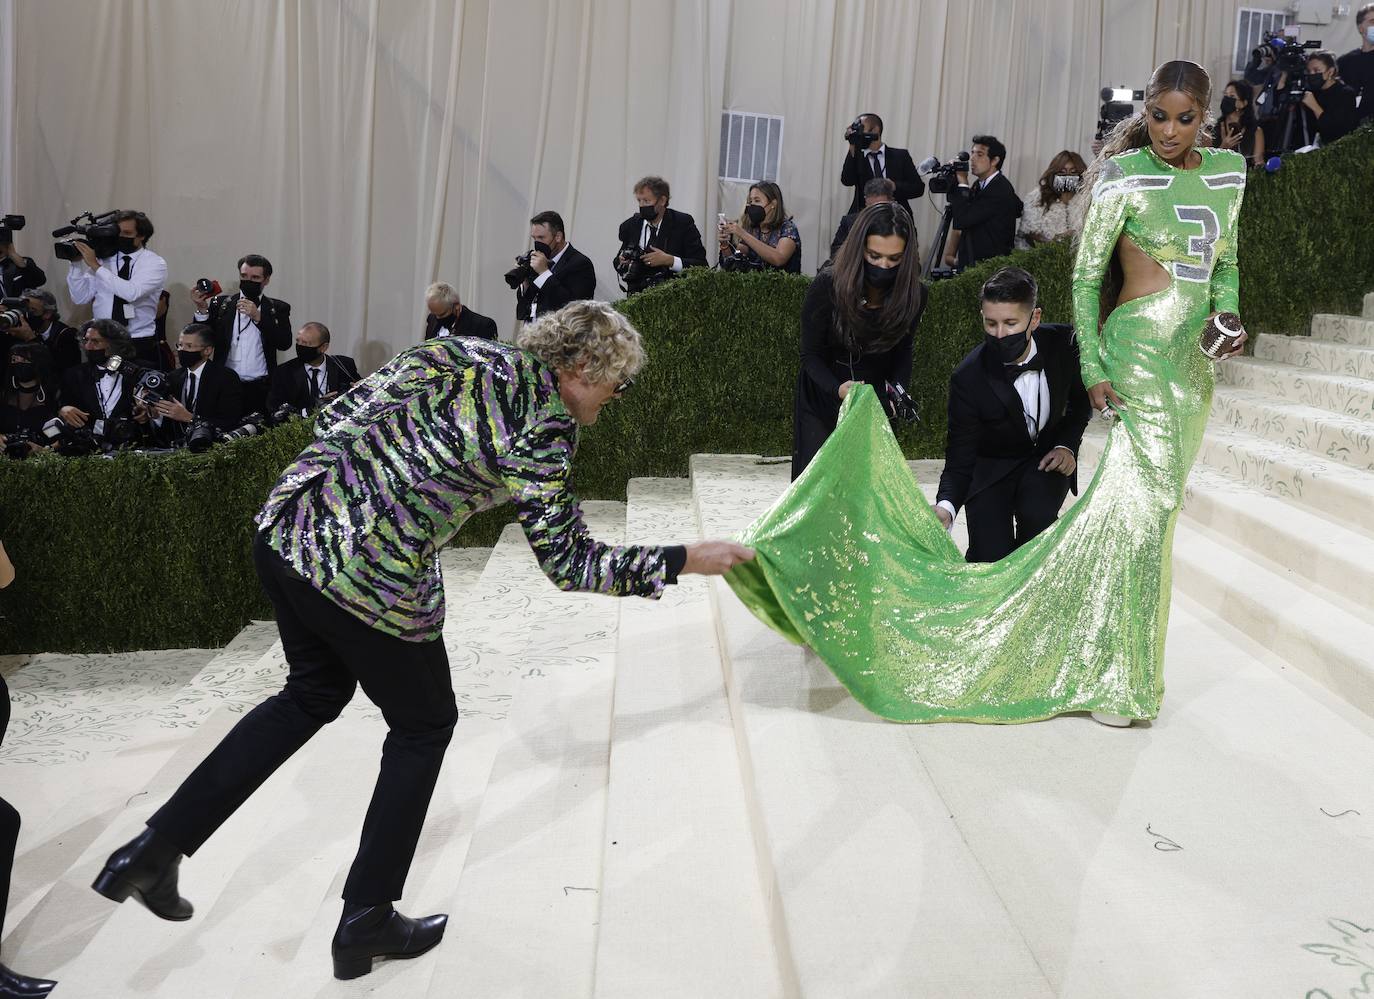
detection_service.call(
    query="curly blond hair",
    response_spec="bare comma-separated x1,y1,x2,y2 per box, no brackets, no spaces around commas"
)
516,300,646,385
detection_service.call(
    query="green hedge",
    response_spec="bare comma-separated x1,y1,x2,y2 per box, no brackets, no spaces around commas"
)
3,126,1369,653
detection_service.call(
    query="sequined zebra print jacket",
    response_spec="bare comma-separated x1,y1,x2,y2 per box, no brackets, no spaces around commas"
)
257,336,671,641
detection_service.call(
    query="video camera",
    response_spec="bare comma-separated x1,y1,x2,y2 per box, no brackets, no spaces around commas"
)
919,152,970,196
0,296,28,331
844,117,881,147
0,214,24,245
1097,87,1146,141
52,210,121,262
1251,31,1321,78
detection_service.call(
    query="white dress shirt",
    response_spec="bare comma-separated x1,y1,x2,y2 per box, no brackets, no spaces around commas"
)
528,244,570,319
866,143,888,177
305,358,327,398
194,297,269,381
66,247,168,340
94,368,124,418
639,218,684,273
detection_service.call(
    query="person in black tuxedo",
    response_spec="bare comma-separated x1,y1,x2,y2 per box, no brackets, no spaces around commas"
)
142,324,244,446
18,289,82,373
512,211,597,322
826,177,895,266
190,254,292,414
839,113,925,218
58,320,146,444
423,282,498,341
0,221,45,300
612,176,707,294
935,268,1092,563
268,321,361,413
943,135,1023,270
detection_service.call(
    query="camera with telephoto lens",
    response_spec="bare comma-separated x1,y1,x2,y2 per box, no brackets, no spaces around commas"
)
52,210,121,261
844,117,881,147
923,152,971,195
615,243,669,294
3,428,36,460
884,381,919,425
0,214,24,245
503,241,552,290
220,413,267,444
719,249,764,274
0,296,27,331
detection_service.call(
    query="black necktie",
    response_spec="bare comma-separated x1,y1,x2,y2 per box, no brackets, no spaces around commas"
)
868,152,883,177
185,371,197,410
113,254,132,322
308,367,320,402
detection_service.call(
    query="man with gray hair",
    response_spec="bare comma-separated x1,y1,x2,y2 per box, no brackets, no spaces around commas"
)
2,288,80,376
422,281,497,341
93,299,753,981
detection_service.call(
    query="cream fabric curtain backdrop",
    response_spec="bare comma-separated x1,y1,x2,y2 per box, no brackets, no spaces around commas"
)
9,0,1288,370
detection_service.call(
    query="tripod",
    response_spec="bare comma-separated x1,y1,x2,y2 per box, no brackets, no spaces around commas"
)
923,198,957,277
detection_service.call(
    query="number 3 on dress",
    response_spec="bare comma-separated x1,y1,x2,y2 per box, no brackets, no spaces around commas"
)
1172,206,1220,282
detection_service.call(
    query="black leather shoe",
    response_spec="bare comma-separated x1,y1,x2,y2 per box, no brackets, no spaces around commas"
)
91,826,193,921
0,963,57,997
330,904,447,980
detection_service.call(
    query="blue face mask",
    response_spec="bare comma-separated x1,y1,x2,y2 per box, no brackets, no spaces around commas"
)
1366,25,1374,45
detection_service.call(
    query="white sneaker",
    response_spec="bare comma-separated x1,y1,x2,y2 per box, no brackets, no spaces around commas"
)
1091,711,1133,728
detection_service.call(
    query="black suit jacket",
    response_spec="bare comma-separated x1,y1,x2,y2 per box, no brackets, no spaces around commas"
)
514,244,597,320
948,173,1024,268
268,354,362,412
936,324,1092,513
424,306,498,342
613,208,709,286
59,362,141,421
204,292,293,377
0,255,46,299
158,363,244,442
35,318,83,372
840,146,925,216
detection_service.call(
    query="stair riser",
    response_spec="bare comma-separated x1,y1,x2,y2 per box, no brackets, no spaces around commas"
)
1363,291,1374,320
1194,435,1374,532
1209,393,1374,471
1256,335,1374,381
1172,550,1374,721
1312,314,1374,346
1216,361,1374,420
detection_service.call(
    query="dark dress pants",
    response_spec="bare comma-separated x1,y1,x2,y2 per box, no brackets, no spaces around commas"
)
148,535,458,904
963,459,1073,563
0,677,19,940
239,377,269,416
131,335,164,371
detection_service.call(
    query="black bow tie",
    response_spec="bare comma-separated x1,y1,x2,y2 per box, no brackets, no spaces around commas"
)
1005,355,1044,378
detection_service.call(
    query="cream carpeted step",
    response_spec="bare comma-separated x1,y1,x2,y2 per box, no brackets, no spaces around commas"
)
1216,356,1374,420
592,478,781,999
1364,291,1374,319
1255,332,1374,381
692,453,1374,997
1194,422,1374,536
692,455,1057,998
421,503,629,999
1311,313,1374,346
1209,385,1374,470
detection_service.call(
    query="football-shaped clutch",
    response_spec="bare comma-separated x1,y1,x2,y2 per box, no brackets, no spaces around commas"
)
1199,312,1246,359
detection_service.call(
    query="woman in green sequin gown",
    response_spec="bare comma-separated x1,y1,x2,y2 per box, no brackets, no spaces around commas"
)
726,62,1248,724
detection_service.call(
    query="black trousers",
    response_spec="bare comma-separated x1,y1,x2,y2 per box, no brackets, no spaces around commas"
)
0,677,19,941
148,535,458,904
963,459,1073,563
131,335,164,371
239,377,269,416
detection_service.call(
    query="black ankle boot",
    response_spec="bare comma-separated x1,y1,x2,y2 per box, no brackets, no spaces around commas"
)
91,826,193,921
330,903,447,980
0,962,57,998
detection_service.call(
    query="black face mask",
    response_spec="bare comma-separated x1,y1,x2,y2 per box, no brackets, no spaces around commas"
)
86,348,108,367
744,204,767,227
239,279,264,301
117,236,138,254
863,261,899,290
1219,96,1237,116
986,330,1031,364
10,362,36,384
1305,72,1327,91
532,240,552,258
638,204,659,222
295,344,322,364
178,349,205,369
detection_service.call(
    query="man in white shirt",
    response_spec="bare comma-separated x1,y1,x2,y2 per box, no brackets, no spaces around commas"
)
190,254,292,414
66,211,168,370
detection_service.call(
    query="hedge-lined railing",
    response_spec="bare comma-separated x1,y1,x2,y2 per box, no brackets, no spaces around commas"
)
3,126,1370,653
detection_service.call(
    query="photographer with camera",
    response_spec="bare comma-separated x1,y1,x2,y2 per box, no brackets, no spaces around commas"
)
933,267,1091,562
191,254,292,414
0,341,59,459
1301,50,1359,146
613,176,708,295
510,212,596,322
65,211,168,370
941,135,1023,269
423,282,497,340
1210,81,1265,166
0,215,46,299
839,114,923,218
1016,150,1086,250
718,182,801,274
143,323,244,447
1338,4,1374,127
56,319,146,445
827,178,894,266
269,321,360,413
3,289,81,374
